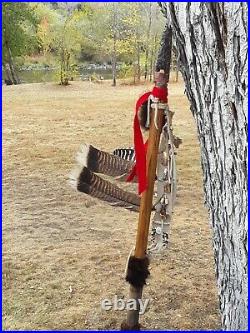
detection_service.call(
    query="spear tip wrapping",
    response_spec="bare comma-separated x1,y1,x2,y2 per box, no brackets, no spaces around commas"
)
125,255,150,288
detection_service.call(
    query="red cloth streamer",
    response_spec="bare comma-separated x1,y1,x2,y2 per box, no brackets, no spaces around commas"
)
127,86,168,195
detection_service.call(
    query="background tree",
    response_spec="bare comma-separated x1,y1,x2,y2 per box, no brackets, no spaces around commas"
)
160,2,248,330
2,2,38,84
109,2,118,86
140,3,165,81
77,3,120,86
80,3,165,85
117,3,165,83
2,2,168,86
35,4,89,85
80,3,139,86
53,11,81,85
122,3,143,83
142,2,152,80
34,3,60,56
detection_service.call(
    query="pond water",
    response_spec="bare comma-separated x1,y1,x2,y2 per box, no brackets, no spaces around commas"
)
20,68,114,83
5,67,115,84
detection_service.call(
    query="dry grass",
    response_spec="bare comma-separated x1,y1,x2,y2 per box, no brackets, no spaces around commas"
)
2,78,220,330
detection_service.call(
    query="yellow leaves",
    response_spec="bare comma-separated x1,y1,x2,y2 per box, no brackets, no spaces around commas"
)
116,39,133,57
31,2,60,24
31,2,165,70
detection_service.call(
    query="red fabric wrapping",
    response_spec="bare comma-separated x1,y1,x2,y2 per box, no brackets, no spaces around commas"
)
127,86,168,194
151,86,168,102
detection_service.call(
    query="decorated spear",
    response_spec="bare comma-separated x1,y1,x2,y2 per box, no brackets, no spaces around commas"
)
121,25,172,330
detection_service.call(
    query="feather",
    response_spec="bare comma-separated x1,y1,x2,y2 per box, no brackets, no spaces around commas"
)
113,148,135,162
138,100,151,130
76,144,134,177
69,166,141,212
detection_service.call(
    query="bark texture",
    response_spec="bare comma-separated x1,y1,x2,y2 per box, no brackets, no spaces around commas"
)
160,2,248,330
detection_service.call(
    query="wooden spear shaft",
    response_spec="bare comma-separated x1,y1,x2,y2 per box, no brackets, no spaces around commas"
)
135,109,165,259
125,96,166,330
122,25,172,330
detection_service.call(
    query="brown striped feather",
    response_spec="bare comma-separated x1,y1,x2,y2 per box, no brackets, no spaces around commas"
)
69,166,140,212
76,144,134,177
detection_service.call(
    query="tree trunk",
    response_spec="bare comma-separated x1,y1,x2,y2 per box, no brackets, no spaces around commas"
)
60,49,70,86
5,41,20,85
149,33,158,82
149,47,154,82
60,50,64,85
160,2,248,330
111,3,117,87
3,63,13,85
133,64,136,85
144,3,152,81
111,48,117,87
65,51,70,84
136,44,141,82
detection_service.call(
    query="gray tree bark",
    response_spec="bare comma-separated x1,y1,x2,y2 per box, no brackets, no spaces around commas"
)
160,2,248,330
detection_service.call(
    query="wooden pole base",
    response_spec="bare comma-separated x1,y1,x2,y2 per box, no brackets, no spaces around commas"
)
121,286,142,330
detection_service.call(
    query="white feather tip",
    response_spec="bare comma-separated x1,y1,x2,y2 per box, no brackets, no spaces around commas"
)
68,166,82,190
76,144,89,167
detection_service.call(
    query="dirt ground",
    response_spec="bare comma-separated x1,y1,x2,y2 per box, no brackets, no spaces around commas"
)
2,77,221,330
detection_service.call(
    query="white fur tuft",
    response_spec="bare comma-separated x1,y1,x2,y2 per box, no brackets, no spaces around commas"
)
76,144,89,167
